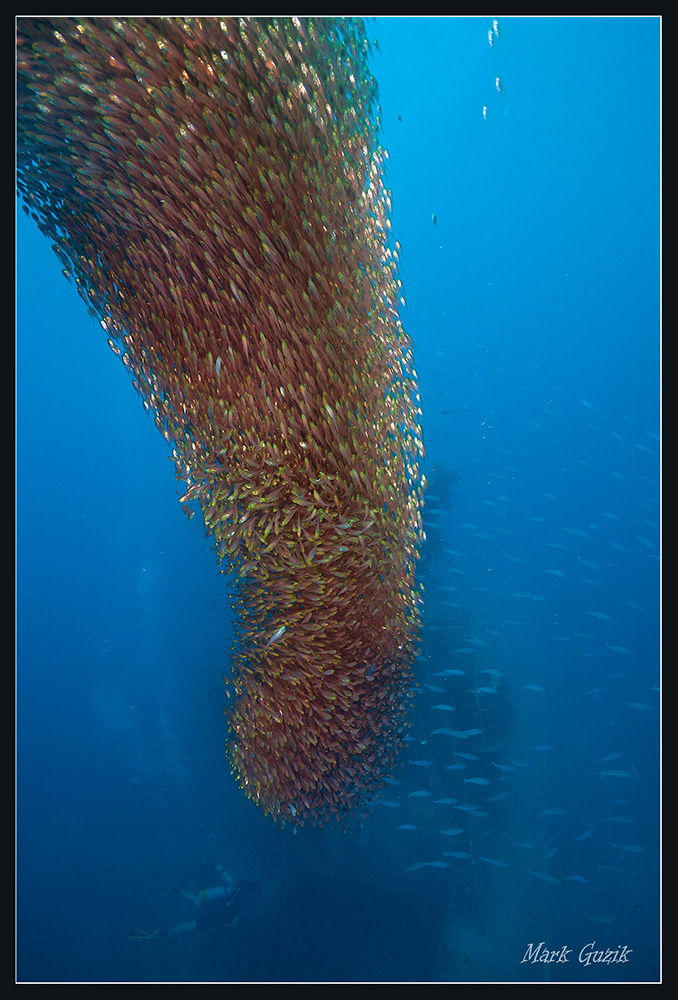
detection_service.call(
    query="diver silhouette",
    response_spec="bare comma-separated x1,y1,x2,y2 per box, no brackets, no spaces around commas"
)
131,864,260,943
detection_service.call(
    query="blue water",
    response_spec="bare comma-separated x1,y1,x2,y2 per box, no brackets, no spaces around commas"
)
17,16,660,983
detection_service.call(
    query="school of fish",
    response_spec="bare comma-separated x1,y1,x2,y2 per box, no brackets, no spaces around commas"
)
17,16,425,826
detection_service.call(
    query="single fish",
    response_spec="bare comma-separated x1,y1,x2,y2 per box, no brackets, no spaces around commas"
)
264,624,286,648
605,642,632,654
527,869,560,885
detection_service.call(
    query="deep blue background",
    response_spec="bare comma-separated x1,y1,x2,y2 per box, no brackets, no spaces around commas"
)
17,17,660,983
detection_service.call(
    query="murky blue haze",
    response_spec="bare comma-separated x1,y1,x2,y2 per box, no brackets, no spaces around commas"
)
17,16,660,983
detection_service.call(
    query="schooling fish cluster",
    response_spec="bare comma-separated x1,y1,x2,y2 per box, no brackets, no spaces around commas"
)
17,17,425,826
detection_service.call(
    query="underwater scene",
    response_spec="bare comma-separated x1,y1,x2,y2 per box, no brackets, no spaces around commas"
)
17,16,660,983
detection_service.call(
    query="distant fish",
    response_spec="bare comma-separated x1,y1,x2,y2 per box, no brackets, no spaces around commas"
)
565,875,589,884
443,851,472,859
453,803,479,813
586,611,611,621
444,763,468,771
611,843,645,853
574,829,594,842
432,704,456,712
544,569,565,577
598,752,623,762
440,828,464,837
480,857,507,867
433,798,458,805
492,762,517,772
397,824,417,831
625,702,655,712
376,800,401,808
522,684,546,692
541,808,566,816
425,860,449,869
408,759,433,767
605,642,632,654
527,869,560,885
408,790,432,798
473,687,498,695
600,770,633,778
510,839,536,849
463,777,491,785
434,669,466,677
